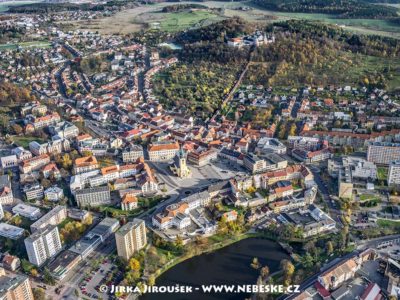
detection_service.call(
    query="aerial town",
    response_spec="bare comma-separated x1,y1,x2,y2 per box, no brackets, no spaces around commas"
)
0,0,399,300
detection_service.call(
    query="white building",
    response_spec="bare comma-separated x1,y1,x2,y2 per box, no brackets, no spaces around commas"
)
30,205,67,232
256,138,287,155
24,225,62,267
388,160,400,186
44,186,64,202
12,203,41,220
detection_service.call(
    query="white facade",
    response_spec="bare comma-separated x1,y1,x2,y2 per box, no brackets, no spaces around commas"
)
24,225,62,266
388,160,400,185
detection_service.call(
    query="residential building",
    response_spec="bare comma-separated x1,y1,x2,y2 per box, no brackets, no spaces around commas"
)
187,148,218,167
19,154,50,174
73,156,99,174
22,183,44,201
29,139,70,156
24,225,62,266
122,145,144,162
0,203,3,220
328,156,377,199
0,223,24,240
115,219,147,260
388,160,400,186
0,155,18,169
0,175,13,205
12,204,41,220
367,142,400,165
243,154,266,174
317,257,360,291
0,268,34,300
148,141,180,161
256,137,287,154
30,206,67,232
49,121,79,139
121,194,138,211
75,186,111,207
1,255,20,272
44,186,64,202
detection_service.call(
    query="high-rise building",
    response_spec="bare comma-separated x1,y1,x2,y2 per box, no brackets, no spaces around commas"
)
75,186,111,207
115,219,147,261
0,268,34,300
24,225,62,266
367,142,400,165
388,160,400,186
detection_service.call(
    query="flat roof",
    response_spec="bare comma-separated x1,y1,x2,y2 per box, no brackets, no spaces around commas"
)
0,223,24,239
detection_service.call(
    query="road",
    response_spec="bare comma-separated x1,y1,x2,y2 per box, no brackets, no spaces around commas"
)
307,164,342,225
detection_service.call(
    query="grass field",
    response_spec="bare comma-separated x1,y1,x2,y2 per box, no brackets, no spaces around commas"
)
0,0,41,12
12,136,46,148
0,41,51,51
377,219,400,229
158,10,223,32
62,1,400,38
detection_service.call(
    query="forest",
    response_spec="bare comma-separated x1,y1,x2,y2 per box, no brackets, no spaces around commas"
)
252,0,399,18
152,18,400,117
161,3,208,12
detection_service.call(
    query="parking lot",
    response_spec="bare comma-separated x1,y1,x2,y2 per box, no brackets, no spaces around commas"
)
79,258,123,299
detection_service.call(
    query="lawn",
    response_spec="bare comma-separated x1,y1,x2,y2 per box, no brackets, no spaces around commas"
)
377,219,400,229
377,167,388,181
12,136,46,148
159,10,223,32
0,41,51,51
359,194,379,201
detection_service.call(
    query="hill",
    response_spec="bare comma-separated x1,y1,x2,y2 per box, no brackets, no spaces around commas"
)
252,0,399,18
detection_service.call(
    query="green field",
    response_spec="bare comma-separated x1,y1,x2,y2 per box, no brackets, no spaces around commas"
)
158,10,223,32
377,219,400,229
0,41,51,51
0,0,41,12
12,136,46,148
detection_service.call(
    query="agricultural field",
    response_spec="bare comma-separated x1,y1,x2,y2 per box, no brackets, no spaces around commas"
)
62,1,400,38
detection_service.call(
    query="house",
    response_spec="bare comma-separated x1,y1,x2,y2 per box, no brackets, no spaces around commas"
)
1,254,20,271
121,194,138,211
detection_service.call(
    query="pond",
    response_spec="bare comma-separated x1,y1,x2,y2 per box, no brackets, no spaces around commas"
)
142,237,290,300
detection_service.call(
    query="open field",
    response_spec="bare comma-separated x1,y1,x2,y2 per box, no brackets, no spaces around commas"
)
0,41,51,50
0,0,41,12
157,10,223,32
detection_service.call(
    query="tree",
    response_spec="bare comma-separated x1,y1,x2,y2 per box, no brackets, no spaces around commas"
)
326,241,334,254
260,265,270,280
30,268,39,277
32,288,46,300
11,124,23,135
280,259,295,286
251,257,261,270
129,258,141,272
43,268,56,285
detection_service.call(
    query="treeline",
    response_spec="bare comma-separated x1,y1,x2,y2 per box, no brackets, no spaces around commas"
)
175,17,256,44
161,3,207,12
0,82,36,105
252,0,398,18
272,20,400,58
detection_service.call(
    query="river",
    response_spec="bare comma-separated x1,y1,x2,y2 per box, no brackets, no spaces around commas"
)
142,237,290,300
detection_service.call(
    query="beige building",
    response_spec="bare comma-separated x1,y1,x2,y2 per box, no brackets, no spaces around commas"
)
115,219,147,261
0,268,34,300
148,142,180,161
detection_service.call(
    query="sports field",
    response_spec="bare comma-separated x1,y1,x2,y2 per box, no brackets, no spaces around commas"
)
0,41,51,51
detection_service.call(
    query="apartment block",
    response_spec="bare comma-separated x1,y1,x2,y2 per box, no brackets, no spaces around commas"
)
30,205,67,232
122,145,144,162
367,142,400,165
75,186,111,207
388,160,400,186
148,142,180,161
115,219,147,261
0,268,34,300
24,225,62,266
